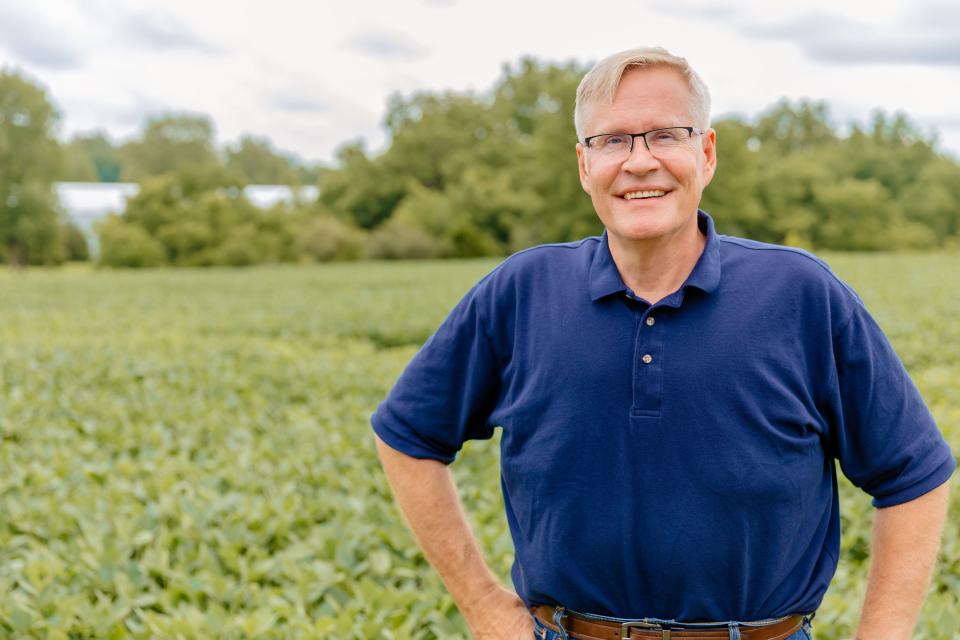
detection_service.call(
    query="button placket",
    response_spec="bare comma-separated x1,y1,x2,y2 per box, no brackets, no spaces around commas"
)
632,308,664,417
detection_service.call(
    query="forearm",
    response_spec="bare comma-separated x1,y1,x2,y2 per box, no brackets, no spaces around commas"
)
374,435,503,616
855,481,951,640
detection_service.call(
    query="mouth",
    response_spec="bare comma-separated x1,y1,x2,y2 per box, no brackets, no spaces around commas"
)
620,189,671,201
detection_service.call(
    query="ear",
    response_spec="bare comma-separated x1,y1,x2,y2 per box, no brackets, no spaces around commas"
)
576,142,592,194
700,127,717,187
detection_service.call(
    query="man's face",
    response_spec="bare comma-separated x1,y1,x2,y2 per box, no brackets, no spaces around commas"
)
576,66,717,247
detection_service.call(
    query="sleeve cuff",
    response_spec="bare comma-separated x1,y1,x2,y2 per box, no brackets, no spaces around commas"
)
371,408,457,465
871,454,956,508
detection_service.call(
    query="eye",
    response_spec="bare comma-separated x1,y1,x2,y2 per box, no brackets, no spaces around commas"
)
604,135,628,146
651,128,685,143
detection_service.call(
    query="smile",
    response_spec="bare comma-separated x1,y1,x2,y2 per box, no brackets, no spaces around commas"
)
622,190,669,200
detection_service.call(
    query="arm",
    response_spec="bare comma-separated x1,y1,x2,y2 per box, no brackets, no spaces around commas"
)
854,481,951,640
374,435,534,640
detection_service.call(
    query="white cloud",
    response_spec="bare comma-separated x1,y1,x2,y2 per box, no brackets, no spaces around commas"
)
3,0,957,163
0,3,91,70
344,26,430,60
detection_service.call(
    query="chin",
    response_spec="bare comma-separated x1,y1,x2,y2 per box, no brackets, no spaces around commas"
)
610,217,679,242
605,204,698,242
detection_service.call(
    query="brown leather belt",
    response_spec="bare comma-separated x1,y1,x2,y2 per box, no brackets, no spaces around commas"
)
532,606,805,640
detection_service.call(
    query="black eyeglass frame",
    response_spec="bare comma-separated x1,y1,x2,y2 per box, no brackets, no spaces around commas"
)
582,126,704,153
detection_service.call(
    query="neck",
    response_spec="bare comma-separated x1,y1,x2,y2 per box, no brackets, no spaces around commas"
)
607,217,706,305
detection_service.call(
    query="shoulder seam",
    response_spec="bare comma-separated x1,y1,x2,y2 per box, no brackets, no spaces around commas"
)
508,236,599,258
718,235,861,302
472,237,599,364
477,236,600,283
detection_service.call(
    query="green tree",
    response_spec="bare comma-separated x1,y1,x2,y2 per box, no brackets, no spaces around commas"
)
120,114,220,182
101,167,310,267
225,135,300,185
490,57,597,246
898,157,960,241
61,131,123,182
382,90,503,191
0,69,65,266
96,214,165,267
294,214,365,261
62,220,90,261
700,118,765,239
120,168,250,265
317,63,960,256
322,57,596,253
319,141,405,229
60,141,98,181
752,99,837,154
831,112,936,199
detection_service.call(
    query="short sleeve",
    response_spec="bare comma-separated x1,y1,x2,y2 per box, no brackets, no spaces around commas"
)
371,283,501,464
828,302,956,508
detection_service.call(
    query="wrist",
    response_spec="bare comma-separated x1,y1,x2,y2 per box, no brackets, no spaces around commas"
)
460,581,515,618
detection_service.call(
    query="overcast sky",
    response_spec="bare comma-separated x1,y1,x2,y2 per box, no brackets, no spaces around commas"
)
2,0,959,165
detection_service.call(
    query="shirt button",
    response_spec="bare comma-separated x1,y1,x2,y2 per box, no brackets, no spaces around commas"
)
642,354,653,364
646,316,655,326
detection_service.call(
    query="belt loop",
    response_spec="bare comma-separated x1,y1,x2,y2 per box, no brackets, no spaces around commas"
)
727,622,741,640
553,606,570,640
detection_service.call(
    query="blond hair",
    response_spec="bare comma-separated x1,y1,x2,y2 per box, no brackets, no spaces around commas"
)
574,47,711,139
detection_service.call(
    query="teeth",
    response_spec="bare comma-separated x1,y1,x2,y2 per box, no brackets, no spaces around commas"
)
623,190,666,200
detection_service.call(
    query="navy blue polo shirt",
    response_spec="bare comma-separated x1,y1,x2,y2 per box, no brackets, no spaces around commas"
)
371,211,955,621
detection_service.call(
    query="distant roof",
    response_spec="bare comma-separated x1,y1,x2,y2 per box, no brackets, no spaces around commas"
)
56,182,140,222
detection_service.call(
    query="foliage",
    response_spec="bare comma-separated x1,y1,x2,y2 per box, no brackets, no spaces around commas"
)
61,131,123,182
60,142,98,182
40,57,960,263
317,66,960,255
96,169,367,267
318,58,602,255
0,69,66,266
318,141,406,230
62,220,90,262
119,114,221,182
58,128,318,187
96,215,166,268
117,168,288,266
295,215,365,262
365,218,449,260
224,136,302,186
0,256,957,638
701,101,954,251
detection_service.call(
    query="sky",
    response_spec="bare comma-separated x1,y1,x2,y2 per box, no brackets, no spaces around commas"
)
2,0,960,165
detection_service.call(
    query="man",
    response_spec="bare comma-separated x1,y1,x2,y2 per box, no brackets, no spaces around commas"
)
371,47,954,640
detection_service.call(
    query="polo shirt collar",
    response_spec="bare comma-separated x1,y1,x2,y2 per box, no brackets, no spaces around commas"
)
588,209,722,302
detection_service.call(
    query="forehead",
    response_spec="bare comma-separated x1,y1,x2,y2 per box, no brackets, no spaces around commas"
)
587,66,693,133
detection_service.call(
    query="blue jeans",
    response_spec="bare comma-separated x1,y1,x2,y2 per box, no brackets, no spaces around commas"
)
532,609,815,640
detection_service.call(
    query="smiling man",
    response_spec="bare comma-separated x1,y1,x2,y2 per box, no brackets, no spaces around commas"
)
372,48,954,640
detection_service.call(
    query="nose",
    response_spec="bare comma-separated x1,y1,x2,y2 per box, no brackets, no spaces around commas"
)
621,137,661,174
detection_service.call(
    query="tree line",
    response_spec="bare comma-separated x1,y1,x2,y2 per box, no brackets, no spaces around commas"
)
318,58,960,256
60,118,318,186
2,60,959,268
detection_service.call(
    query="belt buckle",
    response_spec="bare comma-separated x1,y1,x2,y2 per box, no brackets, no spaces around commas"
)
620,620,664,639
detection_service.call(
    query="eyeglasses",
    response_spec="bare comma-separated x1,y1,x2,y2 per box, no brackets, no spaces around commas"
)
582,126,703,161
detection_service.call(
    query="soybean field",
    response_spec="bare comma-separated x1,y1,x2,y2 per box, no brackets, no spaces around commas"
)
0,255,958,639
